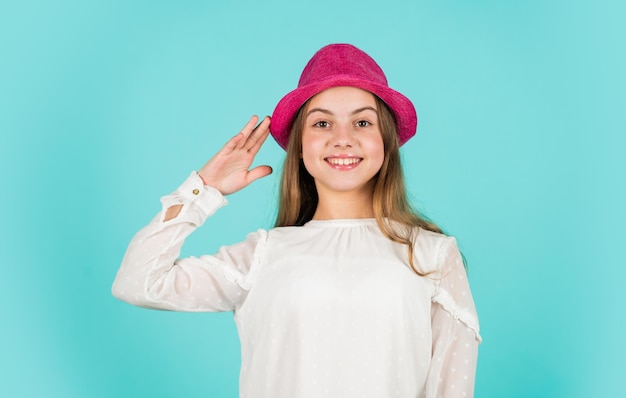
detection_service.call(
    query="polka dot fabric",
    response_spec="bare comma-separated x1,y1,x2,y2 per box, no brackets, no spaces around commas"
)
113,172,481,398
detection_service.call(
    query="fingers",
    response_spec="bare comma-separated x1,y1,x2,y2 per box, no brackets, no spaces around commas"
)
247,165,273,184
219,131,245,154
234,115,261,150
244,116,271,153
218,115,269,155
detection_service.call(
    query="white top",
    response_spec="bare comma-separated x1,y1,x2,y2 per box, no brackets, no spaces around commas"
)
112,172,482,398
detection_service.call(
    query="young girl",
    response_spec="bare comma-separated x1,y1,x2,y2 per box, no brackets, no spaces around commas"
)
113,43,481,398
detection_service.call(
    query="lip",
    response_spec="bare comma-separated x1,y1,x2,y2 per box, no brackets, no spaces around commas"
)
324,155,363,170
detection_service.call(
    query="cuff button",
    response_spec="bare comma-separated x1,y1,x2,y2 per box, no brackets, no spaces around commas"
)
192,188,200,195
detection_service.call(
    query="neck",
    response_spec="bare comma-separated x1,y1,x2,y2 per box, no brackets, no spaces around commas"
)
312,189,375,220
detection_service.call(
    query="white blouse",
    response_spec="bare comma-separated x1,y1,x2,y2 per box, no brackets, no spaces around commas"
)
112,172,482,398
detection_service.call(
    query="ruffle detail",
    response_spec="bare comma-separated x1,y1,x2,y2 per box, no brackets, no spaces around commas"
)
431,288,482,343
430,236,482,343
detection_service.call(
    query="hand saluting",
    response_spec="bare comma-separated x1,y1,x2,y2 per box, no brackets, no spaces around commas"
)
198,115,273,195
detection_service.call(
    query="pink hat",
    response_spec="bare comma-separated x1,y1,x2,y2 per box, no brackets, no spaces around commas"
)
270,43,417,149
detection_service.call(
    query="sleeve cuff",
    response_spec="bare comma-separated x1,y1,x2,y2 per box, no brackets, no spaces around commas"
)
159,172,228,225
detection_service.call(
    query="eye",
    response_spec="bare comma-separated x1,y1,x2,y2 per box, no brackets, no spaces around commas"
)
313,121,330,128
356,120,371,128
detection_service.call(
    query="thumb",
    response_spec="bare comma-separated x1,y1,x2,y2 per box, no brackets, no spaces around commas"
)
246,165,273,184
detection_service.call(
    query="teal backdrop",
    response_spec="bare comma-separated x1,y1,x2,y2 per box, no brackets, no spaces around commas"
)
2,0,624,397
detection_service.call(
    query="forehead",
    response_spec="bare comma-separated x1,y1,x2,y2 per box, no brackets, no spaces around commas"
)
307,86,377,110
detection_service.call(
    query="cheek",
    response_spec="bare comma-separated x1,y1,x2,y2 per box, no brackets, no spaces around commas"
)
301,133,322,165
301,149,319,177
366,136,385,168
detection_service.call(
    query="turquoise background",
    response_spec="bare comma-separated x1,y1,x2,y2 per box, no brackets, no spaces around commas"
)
2,0,624,397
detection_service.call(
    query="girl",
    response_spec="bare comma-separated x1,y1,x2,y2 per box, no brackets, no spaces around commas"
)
113,43,481,398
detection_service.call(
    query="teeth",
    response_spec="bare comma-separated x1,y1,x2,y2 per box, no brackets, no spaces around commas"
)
327,158,360,165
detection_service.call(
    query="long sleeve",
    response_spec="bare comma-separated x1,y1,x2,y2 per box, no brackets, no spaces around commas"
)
112,172,267,312
425,237,481,398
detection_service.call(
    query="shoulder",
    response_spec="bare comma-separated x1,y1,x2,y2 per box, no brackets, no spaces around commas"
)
263,224,309,246
413,227,453,252
266,225,303,239
412,228,457,274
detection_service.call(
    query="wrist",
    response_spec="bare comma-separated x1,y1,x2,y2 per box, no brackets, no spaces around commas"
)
196,172,209,186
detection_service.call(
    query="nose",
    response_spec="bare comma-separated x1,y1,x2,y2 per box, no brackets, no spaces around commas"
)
332,123,353,148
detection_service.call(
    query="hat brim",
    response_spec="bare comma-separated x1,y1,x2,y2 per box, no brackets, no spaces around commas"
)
270,75,417,150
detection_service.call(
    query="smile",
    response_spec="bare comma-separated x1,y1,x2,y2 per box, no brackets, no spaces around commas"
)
325,157,362,168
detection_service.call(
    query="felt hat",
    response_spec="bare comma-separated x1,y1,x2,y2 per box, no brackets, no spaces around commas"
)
270,43,417,149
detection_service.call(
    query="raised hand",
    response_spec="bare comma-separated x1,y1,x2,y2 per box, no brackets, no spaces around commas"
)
198,115,273,195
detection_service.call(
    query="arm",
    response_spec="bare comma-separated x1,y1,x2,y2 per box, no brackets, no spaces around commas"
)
112,172,266,311
425,237,482,398
112,116,273,311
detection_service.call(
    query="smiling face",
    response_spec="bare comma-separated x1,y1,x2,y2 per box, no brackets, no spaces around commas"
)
301,86,385,202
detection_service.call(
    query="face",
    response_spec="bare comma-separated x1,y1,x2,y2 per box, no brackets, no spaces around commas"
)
301,86,385,198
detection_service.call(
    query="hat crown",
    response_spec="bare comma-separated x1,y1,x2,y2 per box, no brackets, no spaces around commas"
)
298,44,388,88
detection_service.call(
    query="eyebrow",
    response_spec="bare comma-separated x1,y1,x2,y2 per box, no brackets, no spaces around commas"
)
306,106,378,117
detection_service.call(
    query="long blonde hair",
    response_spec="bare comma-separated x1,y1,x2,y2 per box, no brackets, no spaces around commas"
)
275,95,444,275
